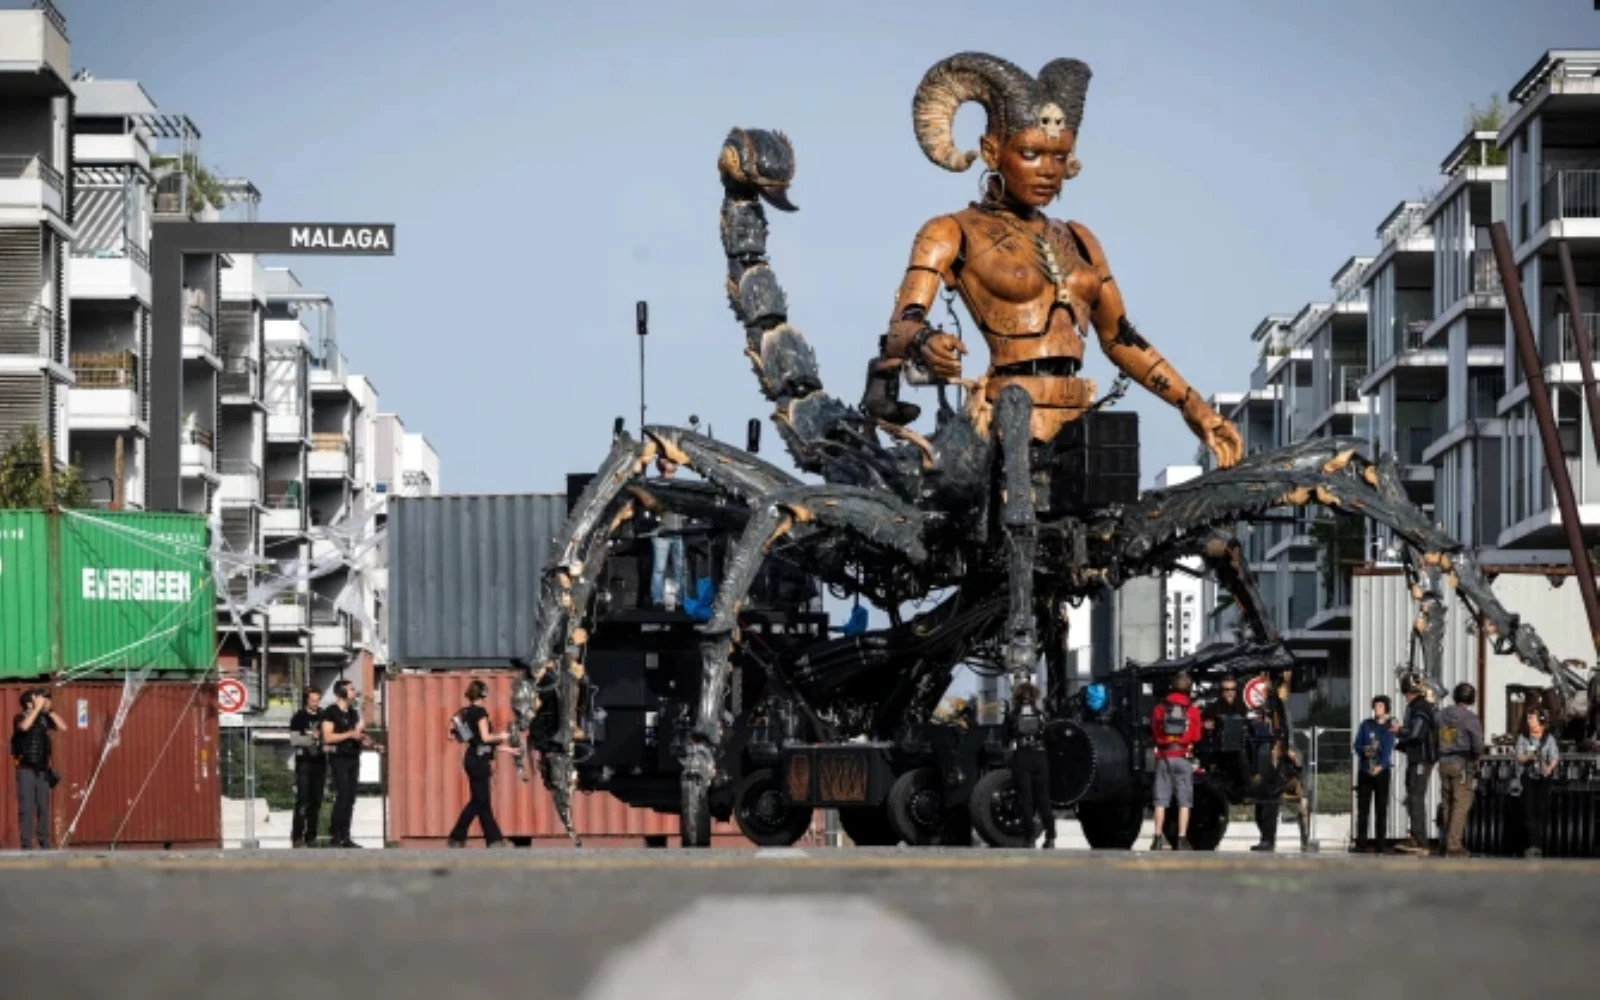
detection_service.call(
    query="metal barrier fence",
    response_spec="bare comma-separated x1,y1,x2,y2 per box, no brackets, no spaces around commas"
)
1295,727,1354,850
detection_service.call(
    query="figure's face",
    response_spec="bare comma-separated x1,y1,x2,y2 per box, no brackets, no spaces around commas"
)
1528,714,1545,737
308,691,322,711
983,127,1075,208
1219,682,1238,703
1373,701,1387,721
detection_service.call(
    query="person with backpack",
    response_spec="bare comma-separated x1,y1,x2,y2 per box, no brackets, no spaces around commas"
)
1007,679,1053,848
447,680,516,848
1391,673,1438,855
1149,671,1202,850
1514,707,1560,858
12,688,65,850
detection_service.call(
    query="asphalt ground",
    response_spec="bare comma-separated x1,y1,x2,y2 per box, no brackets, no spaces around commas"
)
0,848,1593,1000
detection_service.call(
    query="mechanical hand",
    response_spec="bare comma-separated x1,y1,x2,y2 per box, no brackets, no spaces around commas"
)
1182,396,1243,469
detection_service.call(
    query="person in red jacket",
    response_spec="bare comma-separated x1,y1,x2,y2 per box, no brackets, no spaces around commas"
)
1149,671,1203,850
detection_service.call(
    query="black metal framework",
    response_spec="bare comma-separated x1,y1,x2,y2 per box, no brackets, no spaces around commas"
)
147,222,395,509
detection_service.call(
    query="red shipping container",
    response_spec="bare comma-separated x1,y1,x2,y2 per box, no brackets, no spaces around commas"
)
385,671,811,847
2,679,221,849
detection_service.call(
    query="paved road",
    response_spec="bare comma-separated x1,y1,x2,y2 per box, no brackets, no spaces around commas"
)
1,848,1594,1000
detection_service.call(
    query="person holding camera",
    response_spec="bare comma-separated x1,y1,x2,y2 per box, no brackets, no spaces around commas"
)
320,680,370,849
1007,679,1054,849
288,686,326,848
1352,695,1397,853
447,680,515,848
12,688,65,850
1514,707,1560,858
1391,673,1439,855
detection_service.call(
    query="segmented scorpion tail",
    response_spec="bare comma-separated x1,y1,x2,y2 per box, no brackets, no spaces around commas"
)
718,128,860,474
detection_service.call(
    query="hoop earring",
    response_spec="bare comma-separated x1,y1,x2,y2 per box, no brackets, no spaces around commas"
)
979,169,1005,202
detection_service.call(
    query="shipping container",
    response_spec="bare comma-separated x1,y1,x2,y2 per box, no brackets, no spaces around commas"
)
1350,566,1596,846
0,679,222,849
384,671,777,846
0,510,214,679
389,494,567,667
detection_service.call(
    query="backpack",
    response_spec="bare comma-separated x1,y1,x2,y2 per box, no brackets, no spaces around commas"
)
1016,706,1041,739
448,710,474,744
1161,701,1189,738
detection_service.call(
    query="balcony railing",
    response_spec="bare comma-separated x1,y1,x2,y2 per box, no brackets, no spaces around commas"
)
1470,249,1503,295
1550,313,1600,365
1541,169,1600,225
1338,365,1368,404
217,458,261,478
0,154,64,197
0,303,54,358
69,349,138,388
265,483,304,509
219,355,258,397
1469,374,1505,419
185,304,214,335
1394,314,1431,354
310,432,348,452
186,426,214,450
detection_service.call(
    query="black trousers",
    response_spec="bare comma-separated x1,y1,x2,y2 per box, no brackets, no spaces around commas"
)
1522,779,1551,854
1010,747,1053,844
292,756,326,845
328,755,360,844
1355,768,1391,849
449,755,504,845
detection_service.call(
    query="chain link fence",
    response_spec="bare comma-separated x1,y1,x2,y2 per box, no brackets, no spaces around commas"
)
1296,726,1354,849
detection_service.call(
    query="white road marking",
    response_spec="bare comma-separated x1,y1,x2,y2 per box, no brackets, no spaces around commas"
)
753,848,809,859
580,895,1019,1000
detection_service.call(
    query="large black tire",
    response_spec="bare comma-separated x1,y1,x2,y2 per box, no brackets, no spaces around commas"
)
732,769,814,847
1162,783,1229,851
970,768,1031,848
887,766,965,846
1076,800,1145,850
838,806,900,846
680,777,712,848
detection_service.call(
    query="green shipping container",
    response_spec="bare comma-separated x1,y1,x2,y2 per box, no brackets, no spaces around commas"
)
0,510,214,679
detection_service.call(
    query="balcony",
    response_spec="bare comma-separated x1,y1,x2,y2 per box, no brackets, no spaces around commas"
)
181,426,215,477
0,4,71,90
1470,249,1503,296
308,433,351,478
1545,313,1600,368
1469,374,1505,420
67,350,141,430
1393,314,1433,355
267,592,309,631
183,303,216,360
216,459,263,507
1541,169,1600,225
0,154,65,220
309,350,349,393
311,608,352,654
263,485,306,535
1337,365,1367,404
266,406,307,443
0,303,57,360
219,355,259,402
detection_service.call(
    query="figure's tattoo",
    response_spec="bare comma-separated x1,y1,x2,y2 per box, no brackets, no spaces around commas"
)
1113,315,1149,350
1150,373,1171,395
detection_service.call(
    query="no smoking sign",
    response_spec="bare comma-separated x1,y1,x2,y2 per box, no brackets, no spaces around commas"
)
217,678,249,715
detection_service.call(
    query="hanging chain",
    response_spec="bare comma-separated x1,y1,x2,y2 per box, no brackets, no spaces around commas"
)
941,286,965,410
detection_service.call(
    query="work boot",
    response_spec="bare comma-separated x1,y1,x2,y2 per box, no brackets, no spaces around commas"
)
1251,841,1275,853
1446,846,1470,858
487,840,512,850
1176,837,1194,851
1393,837,1428,855
1150,834,1170,852
447,839,466,849
1042,836,1056,850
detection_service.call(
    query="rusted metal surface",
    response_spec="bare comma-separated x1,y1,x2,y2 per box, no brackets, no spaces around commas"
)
0,679,220,849
388,494,567,667
384,671,760,845
1490,222,1600,654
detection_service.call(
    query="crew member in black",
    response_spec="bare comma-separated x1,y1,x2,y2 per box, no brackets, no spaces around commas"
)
288,686,326,848
12,688,65,850
1007,679,1054,849
447,680,515,848
320,680,369,848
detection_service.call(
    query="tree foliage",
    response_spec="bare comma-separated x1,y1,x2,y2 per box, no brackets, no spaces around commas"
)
152,153,225,215
0,426,93,509
1465,96,1508,166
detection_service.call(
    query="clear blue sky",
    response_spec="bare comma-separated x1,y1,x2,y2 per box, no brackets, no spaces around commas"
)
61,0,1600,492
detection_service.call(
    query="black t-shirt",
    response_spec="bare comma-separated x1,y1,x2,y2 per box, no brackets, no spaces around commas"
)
1204,698,1249,723
290,709,324,757
11,712,56,769
321,704,362,758
459,705,489,758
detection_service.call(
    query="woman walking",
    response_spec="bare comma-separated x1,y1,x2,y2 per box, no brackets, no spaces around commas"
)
448,681,514,848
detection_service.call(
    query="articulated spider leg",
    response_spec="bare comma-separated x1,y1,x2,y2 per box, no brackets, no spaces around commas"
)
679,483,927,847
1198,530,1280,647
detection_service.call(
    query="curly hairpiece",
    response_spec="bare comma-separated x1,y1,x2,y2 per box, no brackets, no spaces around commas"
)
911,51,1092,173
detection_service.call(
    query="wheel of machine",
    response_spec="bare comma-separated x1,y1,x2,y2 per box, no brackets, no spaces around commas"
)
1162,783,1229,851
680,777,713,848
1076,800,1145,850
970,768,1031,848
887,766,960,847
838,805,900,846
732,769,814,847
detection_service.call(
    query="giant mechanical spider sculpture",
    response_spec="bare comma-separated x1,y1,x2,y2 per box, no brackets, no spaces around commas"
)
510,81,1584,847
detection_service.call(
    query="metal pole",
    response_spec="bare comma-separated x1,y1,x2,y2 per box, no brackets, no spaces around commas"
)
1489,223,1600,653
242,724,259,849
1556,240,1600,463
637,301,648,434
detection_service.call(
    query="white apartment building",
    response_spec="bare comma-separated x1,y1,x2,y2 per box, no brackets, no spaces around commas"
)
0,1,71,465
1497,50,1600,553
1154,464,1204,660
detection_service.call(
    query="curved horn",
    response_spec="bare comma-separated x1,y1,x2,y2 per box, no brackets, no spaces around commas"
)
912,52,1037,173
